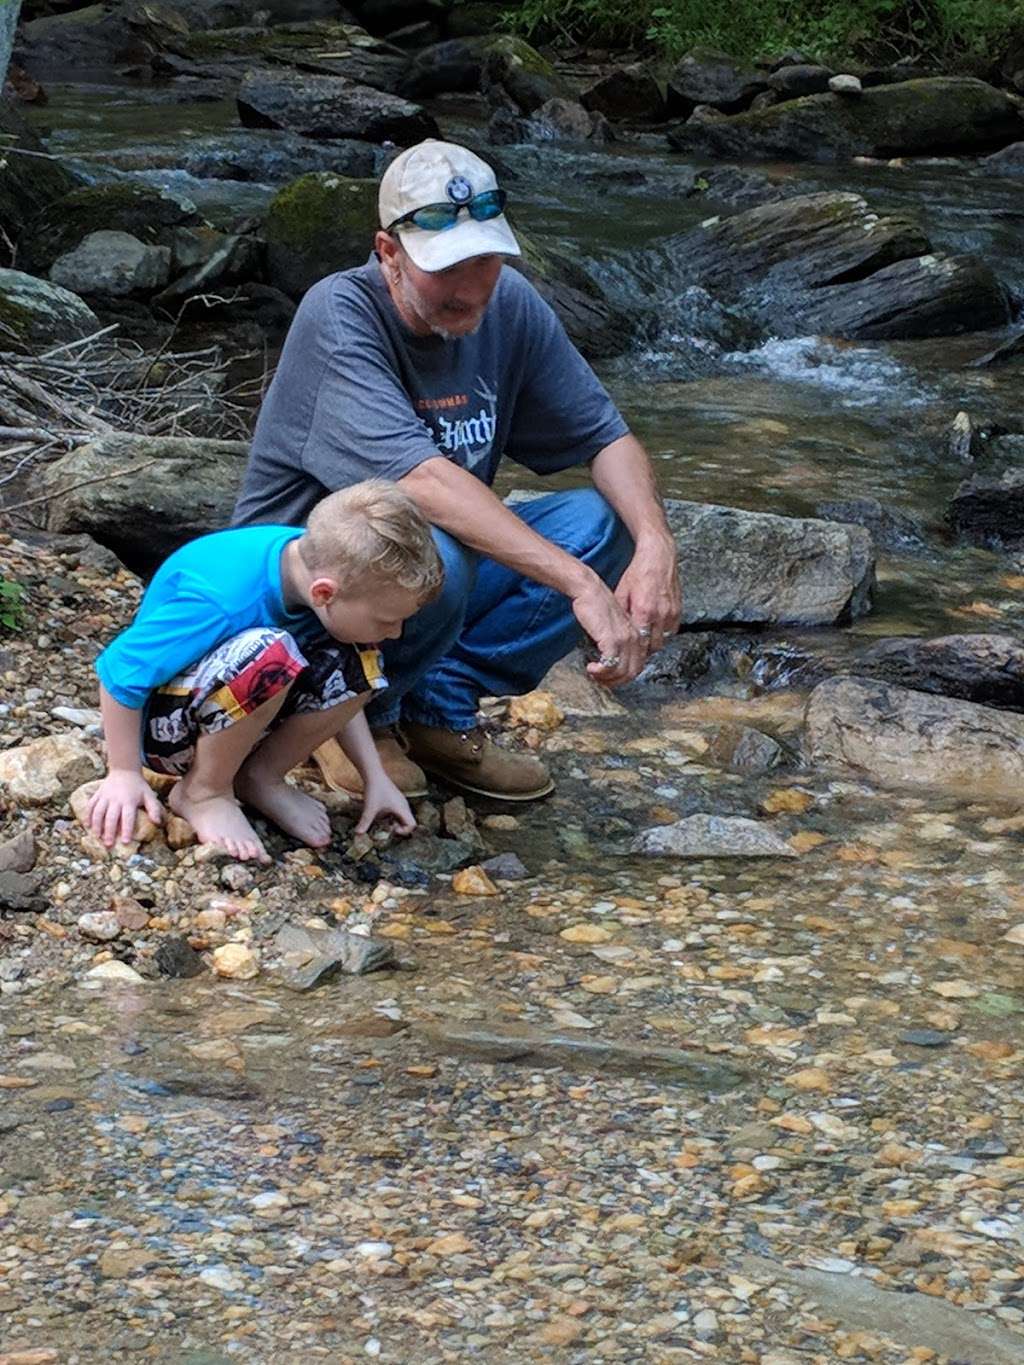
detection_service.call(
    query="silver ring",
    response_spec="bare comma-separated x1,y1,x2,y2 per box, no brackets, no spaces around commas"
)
598,654,621,668
638,627,652,639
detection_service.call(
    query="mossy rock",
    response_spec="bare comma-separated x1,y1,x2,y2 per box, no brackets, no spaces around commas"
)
480,34,556,78
28,183,202,273
480,35,568,114
0,102,82,259
0,268,100,348
668,76,1024,162
263,172,377,298
185,19,391,59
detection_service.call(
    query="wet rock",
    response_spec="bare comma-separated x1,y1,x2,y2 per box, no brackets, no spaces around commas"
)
949,409,982,461
422,1022,744,1089
658,191,1009,340
984,140,1024,172
694,166,794,209
0,830,36,874
0,101,81,258
511,230,638,360
968,327,1024,368
263,171,377,299
237,67,439,144
154,230,261,307
50,230,171,299
271,922,395,990
706,725,786,772
806,676,1024,802
664,499,874,624
667,47,768,115
490,98,612,146
451,865,499,896
768,64,834,98
0,734,101,807
539,651,626,717
27,181,201,275
44,434,247,574
384,831,476,875
440,795,476,841
856,634,1024,710
949,466,1024,548
899,1029,952,1047
667,77,1024,162
0,870,46,913
480,852,529,881
631,814,797,858
814,496,928,555
155,936,205,978
0,267,100,347
581,63,667,122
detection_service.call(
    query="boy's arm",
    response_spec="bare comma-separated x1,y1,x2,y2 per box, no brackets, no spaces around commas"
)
86,684,164,846
336,705,415,834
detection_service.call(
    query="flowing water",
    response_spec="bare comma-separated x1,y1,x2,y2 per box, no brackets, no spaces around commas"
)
5,81,1024,1362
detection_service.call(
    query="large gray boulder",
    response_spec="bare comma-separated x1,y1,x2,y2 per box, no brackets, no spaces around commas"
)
43,435,248,575
665,500,874,625
237,66,439,143
50,231,171,298
806,676,1024,803
0,268,100,347
657,191,1009,339
26,182,201,274
667,77,1024,162
511,492,875,625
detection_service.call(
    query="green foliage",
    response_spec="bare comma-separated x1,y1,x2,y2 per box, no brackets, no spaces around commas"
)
505,0,1024,66
0,575,24,633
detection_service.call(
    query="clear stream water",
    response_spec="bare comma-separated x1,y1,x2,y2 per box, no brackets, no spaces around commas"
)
22,82,1024,642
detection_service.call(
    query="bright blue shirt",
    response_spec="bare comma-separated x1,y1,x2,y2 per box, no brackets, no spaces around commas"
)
96,525,321,709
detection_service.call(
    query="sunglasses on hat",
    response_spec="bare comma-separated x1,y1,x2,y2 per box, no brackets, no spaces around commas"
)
386,188,508,235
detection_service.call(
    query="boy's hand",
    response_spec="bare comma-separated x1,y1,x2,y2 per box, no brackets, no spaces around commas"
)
356,774,416,836
86,769,164,847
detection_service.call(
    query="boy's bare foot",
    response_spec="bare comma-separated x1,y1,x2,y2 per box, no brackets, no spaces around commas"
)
168,781,270,864
235,769,332,848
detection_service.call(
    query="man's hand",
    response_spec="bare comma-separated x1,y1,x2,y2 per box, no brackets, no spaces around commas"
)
86,769,164,847
357,774,416,835
614,533,681,659
571,578,645,686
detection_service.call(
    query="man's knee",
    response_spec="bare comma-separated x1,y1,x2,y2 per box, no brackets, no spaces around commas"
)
430,529,477,618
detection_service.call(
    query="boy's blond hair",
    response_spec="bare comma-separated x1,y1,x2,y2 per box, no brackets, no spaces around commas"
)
300,480,443,603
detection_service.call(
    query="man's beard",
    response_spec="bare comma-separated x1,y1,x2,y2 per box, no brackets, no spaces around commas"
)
398,272,483,341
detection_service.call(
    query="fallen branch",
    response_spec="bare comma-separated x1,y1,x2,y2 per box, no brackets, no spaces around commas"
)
0,457,163,515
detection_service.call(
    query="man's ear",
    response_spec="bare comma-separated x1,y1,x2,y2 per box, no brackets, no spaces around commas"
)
309,576,338,607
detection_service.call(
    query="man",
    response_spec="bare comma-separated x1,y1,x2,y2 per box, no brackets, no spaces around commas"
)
233,138,680,801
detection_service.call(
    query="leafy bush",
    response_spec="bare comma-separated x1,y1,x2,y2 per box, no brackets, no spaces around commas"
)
506,0,1023,66
0,575,25,632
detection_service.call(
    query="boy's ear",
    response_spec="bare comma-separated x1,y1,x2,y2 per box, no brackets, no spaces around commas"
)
309,576,338,607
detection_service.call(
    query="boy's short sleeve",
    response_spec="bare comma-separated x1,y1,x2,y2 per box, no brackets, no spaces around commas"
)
503,282,629,475
96,583,233,710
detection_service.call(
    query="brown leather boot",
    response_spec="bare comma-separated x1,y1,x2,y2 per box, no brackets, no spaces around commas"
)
402,722,553,801
312,730,427,798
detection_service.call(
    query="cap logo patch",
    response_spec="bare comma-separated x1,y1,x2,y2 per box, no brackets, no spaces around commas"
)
445,175,473,204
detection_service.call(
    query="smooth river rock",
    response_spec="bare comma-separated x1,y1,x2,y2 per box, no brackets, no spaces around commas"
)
805,676,1024,802
631,814,797,859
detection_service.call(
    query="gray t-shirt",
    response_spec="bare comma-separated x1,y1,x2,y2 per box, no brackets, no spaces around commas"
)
232,255,628,527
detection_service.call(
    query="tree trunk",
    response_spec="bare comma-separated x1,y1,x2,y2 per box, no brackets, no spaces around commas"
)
0,0,22,94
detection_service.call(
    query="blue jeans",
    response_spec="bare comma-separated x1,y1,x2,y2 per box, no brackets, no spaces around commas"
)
367,489,635,733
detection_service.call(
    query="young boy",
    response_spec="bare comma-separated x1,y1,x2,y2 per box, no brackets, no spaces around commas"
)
87,480,444,864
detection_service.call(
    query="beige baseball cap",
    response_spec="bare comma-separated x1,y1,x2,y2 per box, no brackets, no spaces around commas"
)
378,139,520,273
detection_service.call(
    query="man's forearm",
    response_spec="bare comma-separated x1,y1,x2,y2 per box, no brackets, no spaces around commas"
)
589,433,674,550
399,457,599,598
